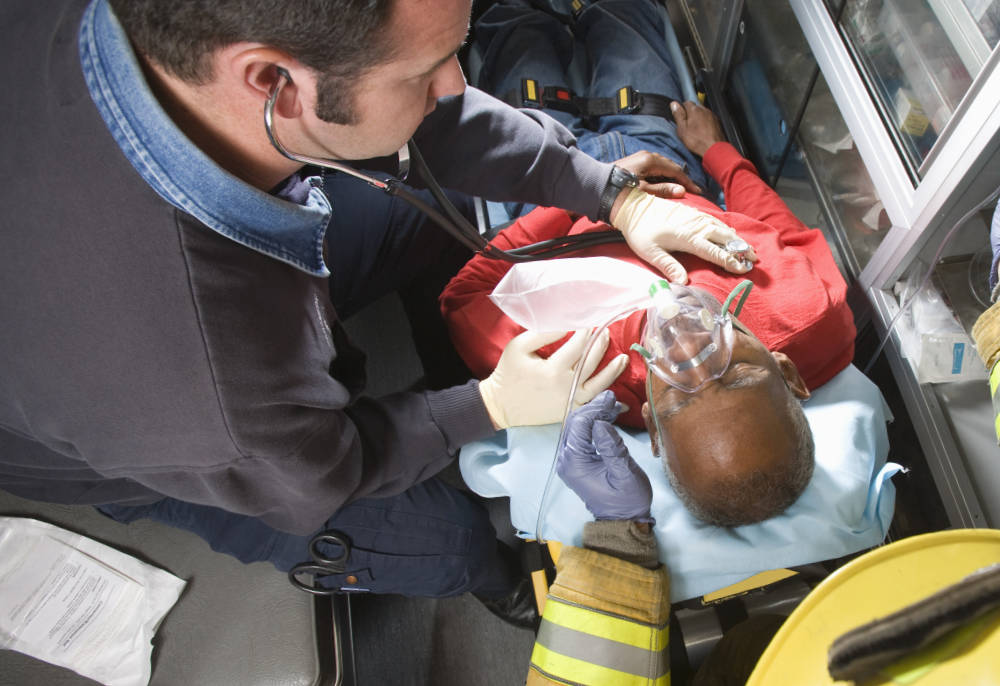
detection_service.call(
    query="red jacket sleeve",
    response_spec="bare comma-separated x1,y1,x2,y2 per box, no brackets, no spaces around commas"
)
701,142,815,247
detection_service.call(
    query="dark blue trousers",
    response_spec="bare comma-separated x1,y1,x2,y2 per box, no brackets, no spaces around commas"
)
475,0,712,218
100,176,518,599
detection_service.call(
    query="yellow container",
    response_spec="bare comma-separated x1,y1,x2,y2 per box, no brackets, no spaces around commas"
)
747,529,1000,685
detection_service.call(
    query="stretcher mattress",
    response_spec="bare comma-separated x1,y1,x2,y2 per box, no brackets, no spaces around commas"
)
460,364,901,601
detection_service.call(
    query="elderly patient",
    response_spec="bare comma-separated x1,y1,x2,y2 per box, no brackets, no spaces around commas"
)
439,1,855,527
441,107,854,526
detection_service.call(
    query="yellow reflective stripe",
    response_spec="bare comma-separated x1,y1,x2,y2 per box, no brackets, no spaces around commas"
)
531,642,671,686
526,80,538,102
990,360,1000,395
618,87,629,109
543,598,669,652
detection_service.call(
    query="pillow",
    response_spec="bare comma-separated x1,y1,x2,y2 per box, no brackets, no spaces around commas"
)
460,364,902,601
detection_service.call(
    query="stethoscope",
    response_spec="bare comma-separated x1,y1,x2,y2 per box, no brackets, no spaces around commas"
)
264,67,627,262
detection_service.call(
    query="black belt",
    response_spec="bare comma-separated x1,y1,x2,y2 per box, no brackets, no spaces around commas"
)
501,78,675,122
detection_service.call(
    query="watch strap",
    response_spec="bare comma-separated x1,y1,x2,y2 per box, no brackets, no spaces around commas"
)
597,166,639,224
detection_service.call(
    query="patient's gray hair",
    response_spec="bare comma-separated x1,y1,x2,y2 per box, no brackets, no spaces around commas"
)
666,394,815,527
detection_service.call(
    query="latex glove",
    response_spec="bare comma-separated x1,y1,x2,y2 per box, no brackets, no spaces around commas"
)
613,186,757,284
479,329,629,430
556,391,654,522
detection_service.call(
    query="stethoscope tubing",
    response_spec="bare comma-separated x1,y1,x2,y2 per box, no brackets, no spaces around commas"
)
265,68,626,263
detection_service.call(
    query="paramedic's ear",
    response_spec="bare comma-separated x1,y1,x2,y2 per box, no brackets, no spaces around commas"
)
641,401,661,457
773,351,810,400
228,47,304,119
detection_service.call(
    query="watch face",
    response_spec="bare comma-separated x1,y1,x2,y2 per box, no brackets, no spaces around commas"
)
614,167,639,187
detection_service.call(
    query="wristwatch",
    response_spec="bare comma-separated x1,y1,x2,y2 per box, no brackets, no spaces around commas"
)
597,165,640,224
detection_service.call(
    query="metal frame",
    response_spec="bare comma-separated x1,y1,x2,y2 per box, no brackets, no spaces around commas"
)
926,0,994,76
674,0,710,71
711,0,745,87
670,0,748,157
788,0,917,242
789,0,1000,293
312,594,356,686
868,288,987,529
674,0,745,87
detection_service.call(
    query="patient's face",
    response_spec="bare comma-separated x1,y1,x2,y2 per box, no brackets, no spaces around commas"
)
641,320,810,514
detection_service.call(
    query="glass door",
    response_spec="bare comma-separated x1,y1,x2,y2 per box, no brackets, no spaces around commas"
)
832,0,1000,175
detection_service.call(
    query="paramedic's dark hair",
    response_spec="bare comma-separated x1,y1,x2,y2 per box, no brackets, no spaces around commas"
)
665,394,815,527
108,0,398,124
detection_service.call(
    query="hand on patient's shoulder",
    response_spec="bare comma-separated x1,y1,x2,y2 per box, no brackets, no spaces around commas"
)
672,101,726,158
478,329,628,430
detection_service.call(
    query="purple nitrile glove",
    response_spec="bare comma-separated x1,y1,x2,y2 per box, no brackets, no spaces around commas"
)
557,392,654,522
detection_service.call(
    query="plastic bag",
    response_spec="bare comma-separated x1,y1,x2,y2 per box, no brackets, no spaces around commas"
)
893,273,986,383
0,517,186,686
489,256,656,331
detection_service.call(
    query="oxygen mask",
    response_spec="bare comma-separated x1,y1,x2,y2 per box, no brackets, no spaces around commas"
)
633,280,752,393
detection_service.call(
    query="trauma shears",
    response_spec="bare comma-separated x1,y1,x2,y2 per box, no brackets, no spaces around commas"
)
288,529,354,596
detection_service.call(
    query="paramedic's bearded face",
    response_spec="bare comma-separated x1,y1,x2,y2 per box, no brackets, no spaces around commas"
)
641,323,811,526
308,0,470,160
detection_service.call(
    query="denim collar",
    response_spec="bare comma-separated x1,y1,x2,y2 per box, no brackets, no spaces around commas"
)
77,0,332,276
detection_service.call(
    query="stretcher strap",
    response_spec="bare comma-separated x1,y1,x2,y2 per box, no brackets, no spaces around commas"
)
501,79,676,123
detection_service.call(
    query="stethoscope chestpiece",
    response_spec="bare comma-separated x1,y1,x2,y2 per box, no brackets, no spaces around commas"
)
725,238,753,270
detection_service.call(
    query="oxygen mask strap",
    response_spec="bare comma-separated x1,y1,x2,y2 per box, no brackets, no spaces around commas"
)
723,279,754,318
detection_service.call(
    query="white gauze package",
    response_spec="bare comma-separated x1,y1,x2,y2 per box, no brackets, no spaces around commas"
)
0,516,186,686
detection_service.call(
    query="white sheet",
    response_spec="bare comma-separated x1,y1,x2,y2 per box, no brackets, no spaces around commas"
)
460,364,902,601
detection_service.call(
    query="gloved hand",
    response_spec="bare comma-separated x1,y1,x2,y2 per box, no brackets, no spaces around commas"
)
479,329,629,429
612,186,758,284
556,391,654,522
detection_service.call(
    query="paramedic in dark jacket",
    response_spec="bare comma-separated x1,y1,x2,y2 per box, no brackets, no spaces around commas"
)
0,0,752,604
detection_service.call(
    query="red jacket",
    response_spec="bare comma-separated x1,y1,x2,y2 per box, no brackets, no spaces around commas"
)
440,143,855,428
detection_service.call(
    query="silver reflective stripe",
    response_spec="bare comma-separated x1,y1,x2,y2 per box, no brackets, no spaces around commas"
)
535,617,669,679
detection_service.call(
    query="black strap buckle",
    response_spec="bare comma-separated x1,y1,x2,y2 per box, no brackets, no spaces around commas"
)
541,85,577,113
520,78,543,108
616,86,642,114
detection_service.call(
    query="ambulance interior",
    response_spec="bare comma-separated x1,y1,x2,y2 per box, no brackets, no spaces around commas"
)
2,1,999,684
